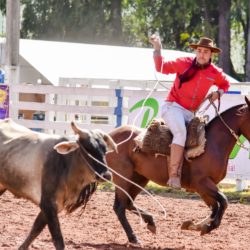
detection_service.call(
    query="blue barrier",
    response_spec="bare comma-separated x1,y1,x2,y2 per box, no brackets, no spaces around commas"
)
0,70,5,83
114,89,122,127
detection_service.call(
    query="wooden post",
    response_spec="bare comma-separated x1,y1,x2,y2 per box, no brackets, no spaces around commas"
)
5,0,20,119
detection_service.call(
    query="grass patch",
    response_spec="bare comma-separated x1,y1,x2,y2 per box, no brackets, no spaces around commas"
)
98,181,250,204
98,182,115,192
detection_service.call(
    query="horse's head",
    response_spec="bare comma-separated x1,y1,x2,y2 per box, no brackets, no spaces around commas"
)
238,96,250,142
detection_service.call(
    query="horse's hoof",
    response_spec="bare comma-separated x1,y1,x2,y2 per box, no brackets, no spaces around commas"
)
200,224,210,235
126,240,144,248
181,220,194,230
147,224,156,234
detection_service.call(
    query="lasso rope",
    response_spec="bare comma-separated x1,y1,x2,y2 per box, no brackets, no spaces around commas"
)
78,143,167,221
116,43,166,147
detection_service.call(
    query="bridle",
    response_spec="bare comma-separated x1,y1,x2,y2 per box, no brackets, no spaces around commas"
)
210,101,249,151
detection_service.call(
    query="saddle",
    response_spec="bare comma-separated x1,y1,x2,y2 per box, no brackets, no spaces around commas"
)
134,117,207,160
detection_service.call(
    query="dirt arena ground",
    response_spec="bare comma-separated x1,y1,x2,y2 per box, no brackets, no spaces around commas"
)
0,190,249,250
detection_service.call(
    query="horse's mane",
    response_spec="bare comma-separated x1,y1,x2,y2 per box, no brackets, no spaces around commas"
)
206,103,246,130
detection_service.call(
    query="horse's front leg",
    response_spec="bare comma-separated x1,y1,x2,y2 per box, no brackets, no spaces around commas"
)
181,178,228,235
113,192,140,244
125,173,156,234
128,203,156,234
113,171,153,245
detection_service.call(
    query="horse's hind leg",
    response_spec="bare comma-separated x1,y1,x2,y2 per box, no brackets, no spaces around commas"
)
19,211,47,250
199,190,228,235
181,178,228,235
181,199,219,231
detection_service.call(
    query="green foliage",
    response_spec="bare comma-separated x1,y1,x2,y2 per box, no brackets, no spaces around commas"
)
121,0,221,52
0,0,6,14
20,0,122,44
19,0,221,50
230,0,248,76
98,182,115,192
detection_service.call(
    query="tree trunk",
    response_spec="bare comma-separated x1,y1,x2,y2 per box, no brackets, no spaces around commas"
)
110,0,122,44
218,0,231,74
202,0,212,37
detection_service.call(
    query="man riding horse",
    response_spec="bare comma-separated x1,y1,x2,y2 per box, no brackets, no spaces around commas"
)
149,35,230,189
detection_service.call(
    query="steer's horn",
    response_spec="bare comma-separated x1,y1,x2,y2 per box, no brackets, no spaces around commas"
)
71,121,89,139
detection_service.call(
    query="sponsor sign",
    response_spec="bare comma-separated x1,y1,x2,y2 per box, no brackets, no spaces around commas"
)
0,85,9,119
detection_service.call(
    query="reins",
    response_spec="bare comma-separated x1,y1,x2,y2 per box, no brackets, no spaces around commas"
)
196,91,221,116
209,101,249,151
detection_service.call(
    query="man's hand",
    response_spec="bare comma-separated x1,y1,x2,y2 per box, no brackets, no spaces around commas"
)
149,34,162,51
208,91,220,102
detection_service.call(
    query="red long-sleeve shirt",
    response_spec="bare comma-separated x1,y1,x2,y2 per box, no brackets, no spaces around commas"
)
154,54,230,111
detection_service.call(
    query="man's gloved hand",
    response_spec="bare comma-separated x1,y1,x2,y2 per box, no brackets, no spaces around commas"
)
149,34,162,51
208,91,220,102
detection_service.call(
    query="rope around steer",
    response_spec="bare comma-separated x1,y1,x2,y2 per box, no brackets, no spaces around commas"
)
78,143,167,223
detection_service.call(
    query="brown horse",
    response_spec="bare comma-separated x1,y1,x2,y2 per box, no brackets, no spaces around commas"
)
105,96,250,244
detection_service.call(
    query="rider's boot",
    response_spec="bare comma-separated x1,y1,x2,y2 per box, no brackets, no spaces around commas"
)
167,144,184,189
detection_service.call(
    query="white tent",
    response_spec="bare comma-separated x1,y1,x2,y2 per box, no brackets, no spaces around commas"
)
19,39,238,86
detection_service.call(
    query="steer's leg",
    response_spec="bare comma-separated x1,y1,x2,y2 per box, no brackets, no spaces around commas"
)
18,211,47,250
40,200,65,250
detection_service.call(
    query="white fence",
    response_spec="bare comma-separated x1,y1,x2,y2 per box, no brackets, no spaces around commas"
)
10,83,169,134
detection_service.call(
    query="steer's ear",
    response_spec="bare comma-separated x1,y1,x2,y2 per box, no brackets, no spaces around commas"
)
103,133,118,153
54,141,79,154
95,129,118,153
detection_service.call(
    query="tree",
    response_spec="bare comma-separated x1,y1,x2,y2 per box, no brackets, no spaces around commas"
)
218,0,231,74
21,0,123,44
231,0,249,80
0,0,6,14
110,0,122,44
